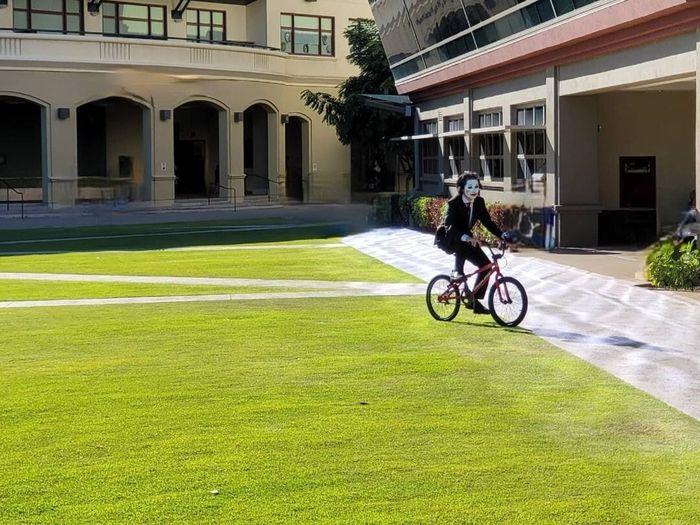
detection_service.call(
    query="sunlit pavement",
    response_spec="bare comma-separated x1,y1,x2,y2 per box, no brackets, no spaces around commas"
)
344,227,700,421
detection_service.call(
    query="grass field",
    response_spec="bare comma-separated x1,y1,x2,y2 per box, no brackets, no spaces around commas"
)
1,221,700,524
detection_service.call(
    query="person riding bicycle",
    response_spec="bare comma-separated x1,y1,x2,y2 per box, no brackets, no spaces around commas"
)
445,173,514,314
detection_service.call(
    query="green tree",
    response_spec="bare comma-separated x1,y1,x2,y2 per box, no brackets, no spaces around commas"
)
301,18,413,176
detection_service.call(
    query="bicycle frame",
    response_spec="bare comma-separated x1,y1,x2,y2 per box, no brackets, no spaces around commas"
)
441,244,511,304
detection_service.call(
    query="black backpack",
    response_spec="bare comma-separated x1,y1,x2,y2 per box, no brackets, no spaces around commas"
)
433,223,454,254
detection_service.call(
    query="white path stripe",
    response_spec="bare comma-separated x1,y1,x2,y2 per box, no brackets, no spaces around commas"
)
0,286,425,309
0,272,420,292
344,228,700,420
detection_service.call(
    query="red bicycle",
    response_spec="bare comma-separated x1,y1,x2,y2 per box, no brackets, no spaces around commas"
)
426,242,528,327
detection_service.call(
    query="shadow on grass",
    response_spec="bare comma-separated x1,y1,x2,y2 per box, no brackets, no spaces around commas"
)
0,219,373,257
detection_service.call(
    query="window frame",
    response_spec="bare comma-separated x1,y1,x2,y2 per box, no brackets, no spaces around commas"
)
475,133,504,181
102,1,167,39
13,0,84,34
185,7,226,43
280,12,335,56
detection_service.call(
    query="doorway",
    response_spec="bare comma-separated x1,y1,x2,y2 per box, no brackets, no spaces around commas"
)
285,117,304,201
174,139,206,196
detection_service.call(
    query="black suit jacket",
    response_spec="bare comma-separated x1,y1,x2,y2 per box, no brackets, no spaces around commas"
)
444,195,503,249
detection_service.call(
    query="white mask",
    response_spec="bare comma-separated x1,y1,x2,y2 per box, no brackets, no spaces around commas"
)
463,179,480,202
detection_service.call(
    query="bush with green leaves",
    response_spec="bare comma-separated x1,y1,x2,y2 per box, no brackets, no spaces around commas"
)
645,239,700,290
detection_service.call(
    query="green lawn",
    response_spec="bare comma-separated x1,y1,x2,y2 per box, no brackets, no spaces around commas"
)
1,224,699,523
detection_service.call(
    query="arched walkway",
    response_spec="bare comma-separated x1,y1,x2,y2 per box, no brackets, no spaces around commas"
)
173,100,228,199
243,102,278,197
77,96,152,202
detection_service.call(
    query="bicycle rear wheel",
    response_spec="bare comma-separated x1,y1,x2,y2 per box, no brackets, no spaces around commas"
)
488,276,528,327
426,274,461,321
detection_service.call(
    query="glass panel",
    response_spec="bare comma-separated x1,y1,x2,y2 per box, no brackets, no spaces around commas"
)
200,11,210,24
121,20,149,36
186,10,197,23
371,0,421,64
200,27,211,41
295,16,319,30
552,0,575,15
405,0,469,48
281,29,292,52
66,0,81,14
493,112,501,126
32,13,63,31
66,14,80,32
516,133,525,155
294,29,319,54
516,109,524,126
187,24,198,39
14,0,27,8
534,106,544,125
463,0,518,26
33,0,61,12
151,7,164,21
534,131,545,155
13,12,28,29
212,12,224,25
152,21,164,37
321,33,332,55
392,56,424,80
321,17,332,30
120,4,148,19
103,2,115,17
525,108,534,125
103,18,116,33
280,14,292,27
212,29,224,42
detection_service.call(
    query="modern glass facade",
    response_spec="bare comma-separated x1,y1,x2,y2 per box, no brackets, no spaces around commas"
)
369,0,602,80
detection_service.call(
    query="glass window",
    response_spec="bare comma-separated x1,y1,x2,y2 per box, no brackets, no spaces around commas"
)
103,2,166,38
515,130,546,186
405,0,469,48
13,0,83,33
370,0,420,65
476,111,502,128
475,134,504,180
281,13,334,56
185,8,226,43
446,137,465,176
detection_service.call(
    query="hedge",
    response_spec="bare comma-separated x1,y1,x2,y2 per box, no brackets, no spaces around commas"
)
645,239,700,290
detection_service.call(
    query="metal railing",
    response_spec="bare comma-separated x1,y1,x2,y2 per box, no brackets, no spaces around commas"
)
244,172,280,203
0,179,25,219
207,183,237,212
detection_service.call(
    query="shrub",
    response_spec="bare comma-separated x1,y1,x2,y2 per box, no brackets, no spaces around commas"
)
645,239,700,290
473,203,522,244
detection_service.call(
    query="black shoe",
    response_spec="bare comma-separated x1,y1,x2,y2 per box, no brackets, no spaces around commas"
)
472,301,490,315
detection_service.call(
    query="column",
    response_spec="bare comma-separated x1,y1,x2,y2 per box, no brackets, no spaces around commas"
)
49,106,78,207
152,109,175,206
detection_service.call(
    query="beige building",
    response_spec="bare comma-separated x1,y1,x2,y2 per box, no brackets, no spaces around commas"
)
0,0,372,207
371,0,700,247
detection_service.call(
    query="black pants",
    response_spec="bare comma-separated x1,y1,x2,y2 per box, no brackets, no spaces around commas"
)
454,243,490,299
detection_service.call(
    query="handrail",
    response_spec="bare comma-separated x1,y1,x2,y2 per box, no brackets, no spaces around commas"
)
208,184,237,212
245,172,280,203
0,179,25,219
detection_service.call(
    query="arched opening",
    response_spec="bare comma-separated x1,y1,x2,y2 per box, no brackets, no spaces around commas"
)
174,101,226,199
243,103,277,198
285,116,308,202
77,97,151,202
0,96,46,202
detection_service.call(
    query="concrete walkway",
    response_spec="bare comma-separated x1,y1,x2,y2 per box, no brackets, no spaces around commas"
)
343,228,700,421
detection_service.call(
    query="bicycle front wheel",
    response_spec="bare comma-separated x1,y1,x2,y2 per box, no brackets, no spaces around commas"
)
488,276,528,327
426,274,461,321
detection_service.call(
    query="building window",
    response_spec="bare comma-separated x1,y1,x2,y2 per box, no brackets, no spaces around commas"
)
186,8,225,42
446,117,464,132
421,120,438,134
13,0,83,34
476,111,502,128
102,2,166,38
477,134,504,180
516,130,546,182
446,137,465,176
280,13,334,56
515,104,545,126
421,139,440,177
